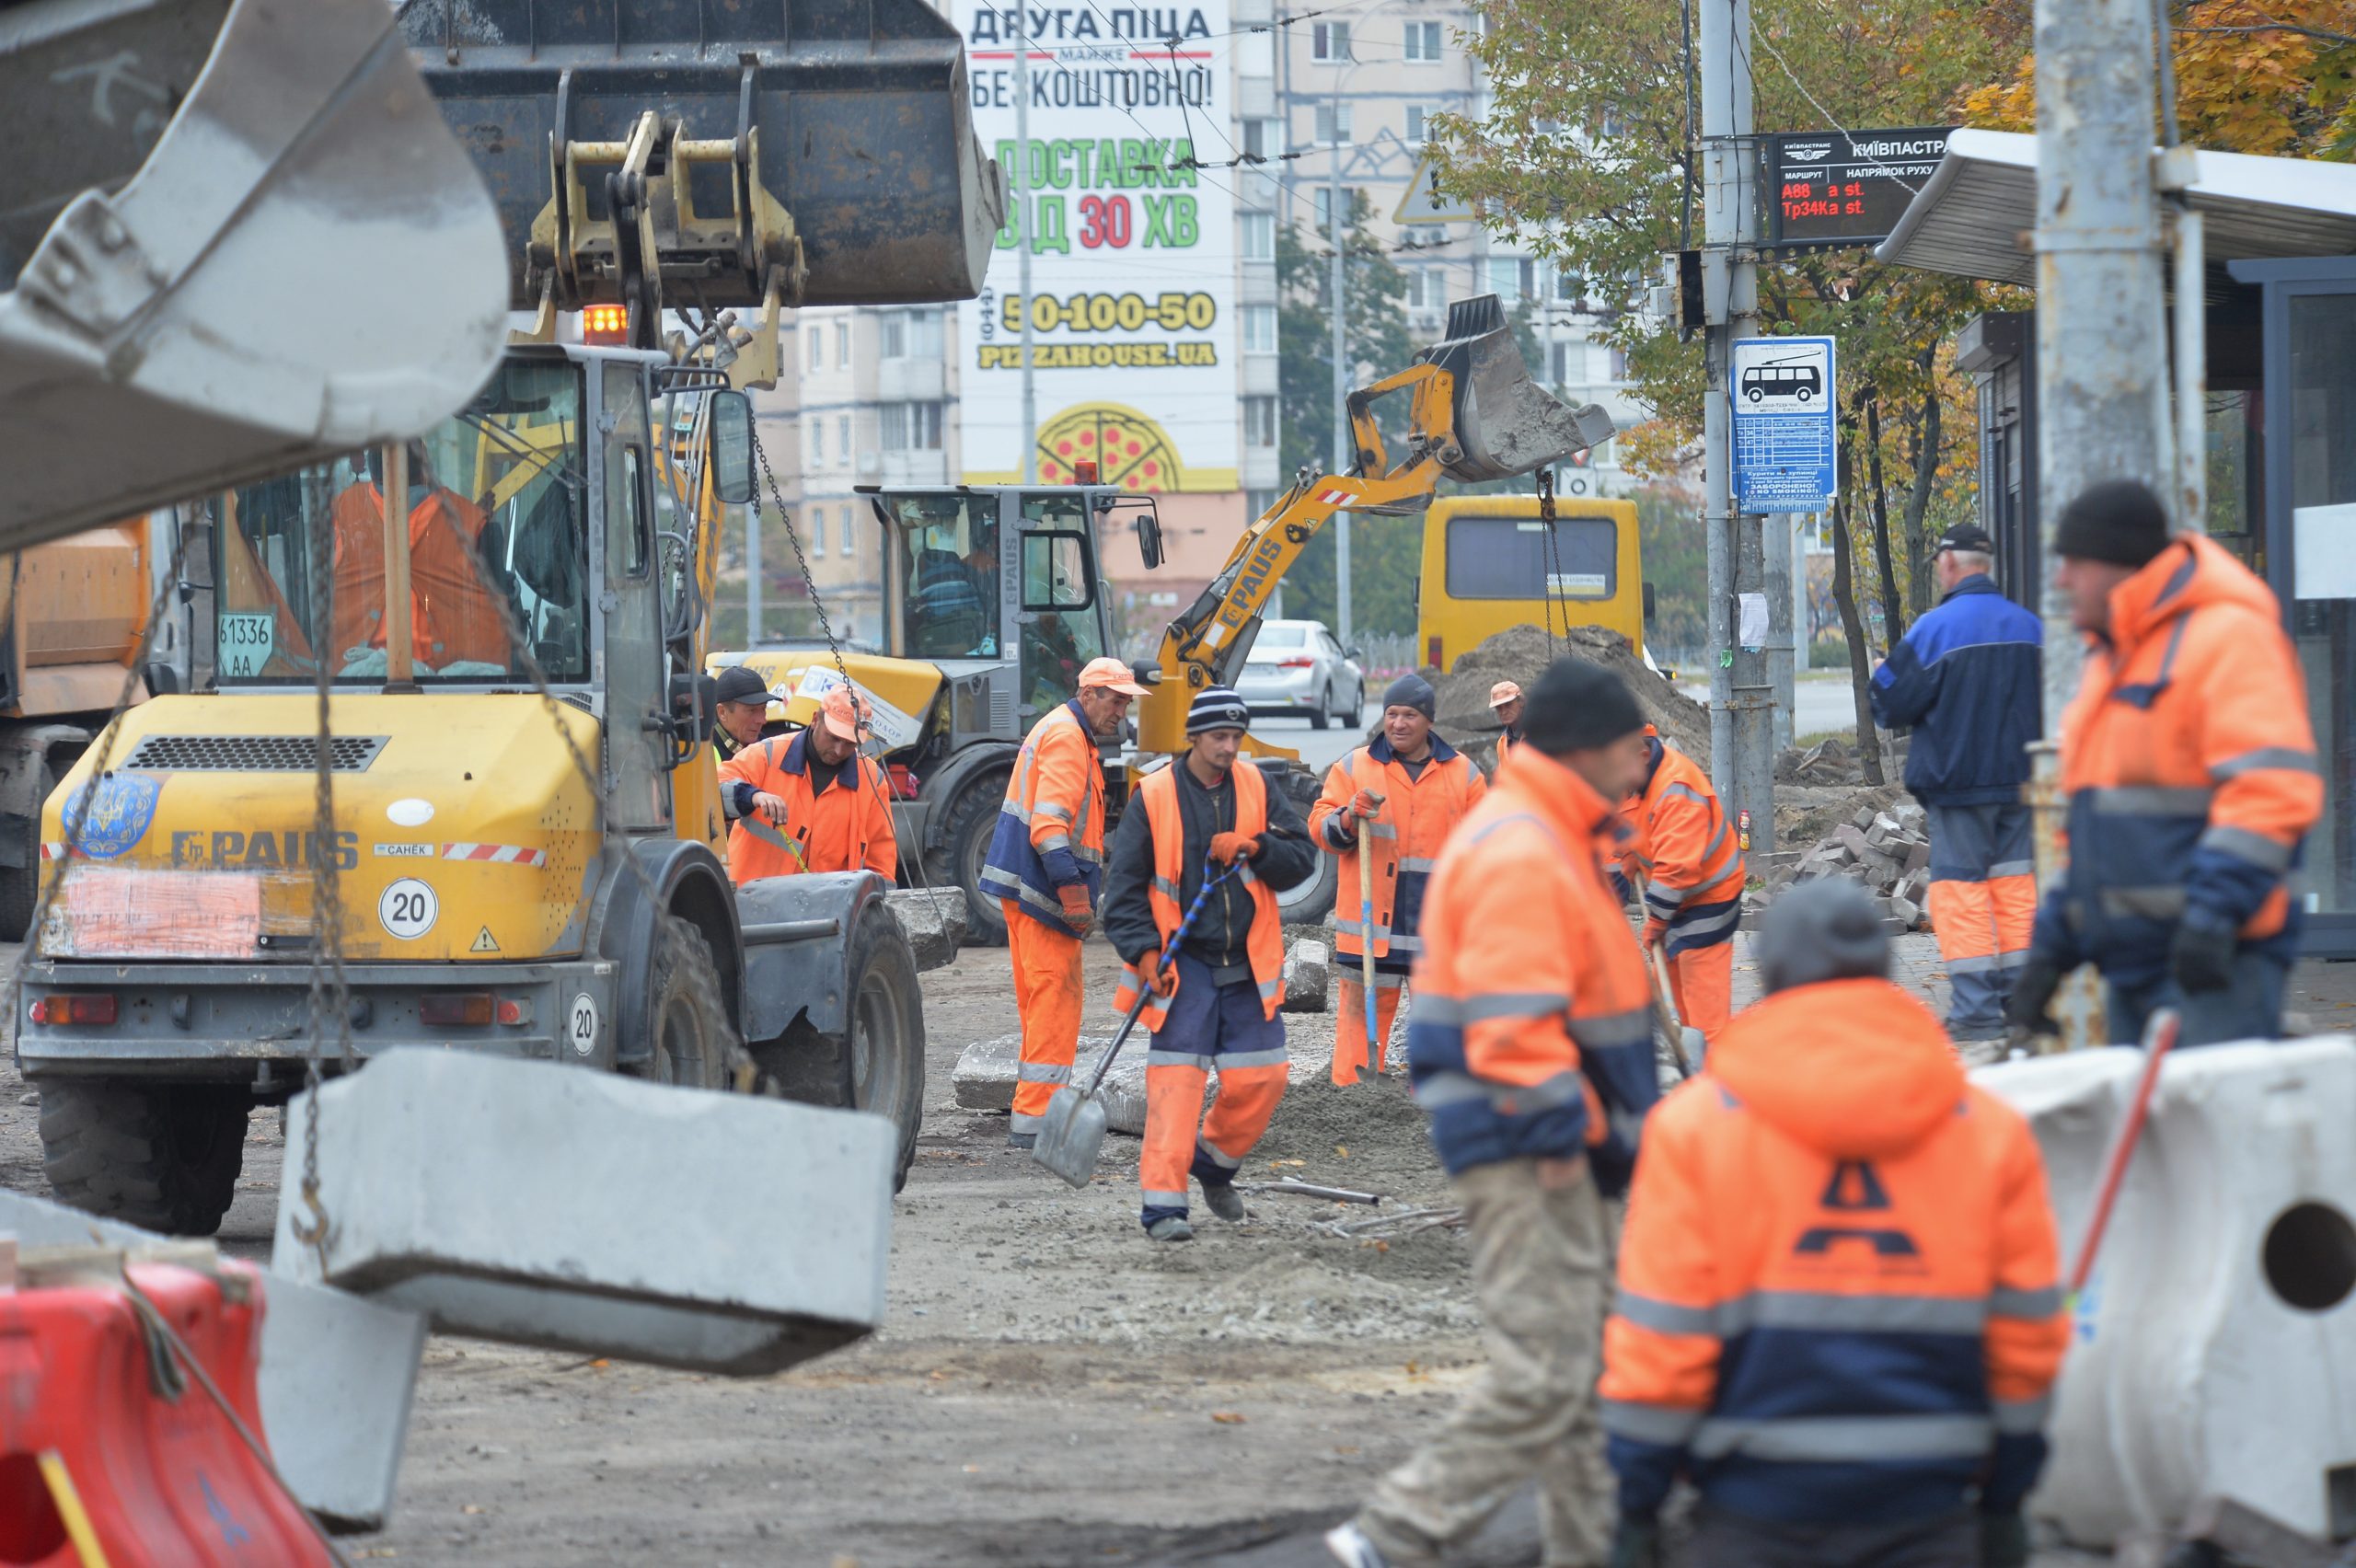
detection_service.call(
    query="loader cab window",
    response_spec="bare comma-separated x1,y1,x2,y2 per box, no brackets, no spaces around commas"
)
207,360,590,685
1019,494,1106,710
890,493,1000,659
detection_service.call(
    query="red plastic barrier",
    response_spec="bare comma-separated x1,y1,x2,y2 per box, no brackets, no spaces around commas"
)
0,1254,329,1567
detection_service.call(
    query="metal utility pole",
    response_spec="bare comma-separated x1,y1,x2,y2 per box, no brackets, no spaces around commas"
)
1765,511,1794,754
1328,80,1352,645
2032,0,2167,1047
745,495,764,646
1015,15,1038,483
1699,0,1772,858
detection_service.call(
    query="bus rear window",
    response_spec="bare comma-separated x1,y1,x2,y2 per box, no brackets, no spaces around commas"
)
1443,515,1617,600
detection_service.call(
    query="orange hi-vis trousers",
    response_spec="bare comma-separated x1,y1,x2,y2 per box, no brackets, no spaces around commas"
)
1005,901,1085,1135
1923,803,2036,1037
1140,952,1289,1228
1334,968,1406,1085
1662,940,1732,1046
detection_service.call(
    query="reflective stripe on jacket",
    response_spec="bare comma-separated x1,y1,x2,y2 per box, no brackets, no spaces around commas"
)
1869,574,2043,806
1618,731,1745,956
1308,734,1485,961
1111,761,1284,1030
1405,746,1657,1184
2034,535,2322,985
980,701,1106,936
1600,978,2068,1527
716,732,897,883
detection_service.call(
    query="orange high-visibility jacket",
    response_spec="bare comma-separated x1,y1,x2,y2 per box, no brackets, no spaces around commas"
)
717,732,897,883
1600,978,2068,1527
979,701,1108,935
1403,746,1656,1184
329,481,508,668
1112,760,1284,1029
2035,533,2322,986
1617,729,1746,956
1309,735,1485,962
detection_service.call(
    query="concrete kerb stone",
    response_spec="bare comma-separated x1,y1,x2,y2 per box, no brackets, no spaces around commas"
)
272,1049,895,1378
1282,938,1331,1013
885,887,967,971
0,1186,426,1532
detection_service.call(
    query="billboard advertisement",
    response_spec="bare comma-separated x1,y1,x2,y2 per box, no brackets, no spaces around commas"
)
954,2,1238,492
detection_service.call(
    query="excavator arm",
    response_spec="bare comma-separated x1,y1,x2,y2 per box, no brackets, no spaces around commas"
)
1136,296,1615,755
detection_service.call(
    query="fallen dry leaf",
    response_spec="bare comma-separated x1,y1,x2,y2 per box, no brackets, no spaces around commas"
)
1211,1411,1247,1424
461,1505,484,1516
1334,1145,1350,1159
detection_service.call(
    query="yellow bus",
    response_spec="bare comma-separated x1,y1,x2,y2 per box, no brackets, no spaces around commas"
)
1416,495,1648,672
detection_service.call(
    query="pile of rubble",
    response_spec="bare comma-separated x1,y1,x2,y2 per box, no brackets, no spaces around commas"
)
1754,799,1935,933
1429,624,1711,766
1777,735,1869,786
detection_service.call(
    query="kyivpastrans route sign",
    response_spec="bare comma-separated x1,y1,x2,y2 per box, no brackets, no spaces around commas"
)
1731,336,1837,512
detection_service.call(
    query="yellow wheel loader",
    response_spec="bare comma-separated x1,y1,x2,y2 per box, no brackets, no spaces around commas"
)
723,295,1613,945
17,0,1004,1232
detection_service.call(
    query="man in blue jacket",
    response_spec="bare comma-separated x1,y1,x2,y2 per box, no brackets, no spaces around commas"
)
1870,525,2043,1045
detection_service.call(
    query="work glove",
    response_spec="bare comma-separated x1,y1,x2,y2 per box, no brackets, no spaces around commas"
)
1346,789,1385,821
1208,831,1259,866
1057,884,1094,928
1981,1510,2030,1568
1606,1515,1661,1568
2170,908,2239,995
1641,917,1667,951
2004,954,2066,1038
1144,960,1178,997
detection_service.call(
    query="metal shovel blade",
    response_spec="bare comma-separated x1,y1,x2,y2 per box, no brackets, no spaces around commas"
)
1421,294,1616,484
1031,1082,1109,1189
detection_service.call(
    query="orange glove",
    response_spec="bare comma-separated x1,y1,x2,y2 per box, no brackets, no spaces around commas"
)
1145,959,1178,997
1208,831,1259,866
1347,789,1385,820
1057,884,1093,927
1641,917,1666,951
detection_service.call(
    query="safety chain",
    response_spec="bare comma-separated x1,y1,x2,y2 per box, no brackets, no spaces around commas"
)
289,473,355,1275
6,525,192,1037
745,424,961,925
1535,466,1566,664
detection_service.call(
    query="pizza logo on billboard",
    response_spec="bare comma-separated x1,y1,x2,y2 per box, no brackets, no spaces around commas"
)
61,772,162,859
1036,404,1184,492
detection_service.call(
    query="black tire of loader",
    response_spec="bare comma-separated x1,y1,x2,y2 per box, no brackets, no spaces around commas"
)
930,768,1010,948
39,1078,250,1236
632,917,739,1090
1271,766,1338,927
0,757,56,943
750,903,927,1193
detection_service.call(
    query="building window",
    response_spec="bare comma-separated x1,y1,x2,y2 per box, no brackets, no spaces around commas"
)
1314,101,1352,145
1312,20,1349,60
810,506,826,557
1404,269,1436,309
1246,489,1278,522
835,320,851,368
1242,118,1280,160
837,414,851,465
1609,346,1629,382
880,309,944,361
1242,210,1275,260
806,329,822,373
1243,304,1278,354
880,401,945,451
1313,185,1356,235
808,417,825,467
841,504,858,559
1555,264,1581,304
1550,340,1576,387
1487,255,1522,303
880,314,905,359
1405,106,1429,144
1244,396,1277,448
1519,258,1538,300
1403,19,1441,61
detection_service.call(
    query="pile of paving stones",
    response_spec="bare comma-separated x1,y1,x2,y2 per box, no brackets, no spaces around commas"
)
1751,799,1935,932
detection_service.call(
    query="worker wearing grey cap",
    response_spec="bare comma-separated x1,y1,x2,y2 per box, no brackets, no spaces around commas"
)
710,665,776,782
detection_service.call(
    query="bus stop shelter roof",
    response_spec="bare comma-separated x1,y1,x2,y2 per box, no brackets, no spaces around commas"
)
1874,128,2356,287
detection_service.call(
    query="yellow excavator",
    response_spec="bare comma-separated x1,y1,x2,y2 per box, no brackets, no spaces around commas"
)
722,295,1612,942
19,0,1002,1232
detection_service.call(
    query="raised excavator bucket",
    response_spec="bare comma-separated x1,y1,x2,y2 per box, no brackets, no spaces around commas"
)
0,0,510,553
406,0,1007,324
1423,294,1616,483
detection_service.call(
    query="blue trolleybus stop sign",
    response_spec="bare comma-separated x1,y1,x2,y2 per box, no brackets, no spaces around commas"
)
1731,336,1837,512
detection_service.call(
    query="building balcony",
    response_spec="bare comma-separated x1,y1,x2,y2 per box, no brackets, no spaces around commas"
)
876,356,947,402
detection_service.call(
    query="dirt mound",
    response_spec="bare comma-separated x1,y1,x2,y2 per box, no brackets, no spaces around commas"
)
1430,624,1710,766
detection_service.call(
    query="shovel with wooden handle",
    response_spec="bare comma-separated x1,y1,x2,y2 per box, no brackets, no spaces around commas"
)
1031,859,1242,1189
1351,793,1387,1082
1646,941,1699,1079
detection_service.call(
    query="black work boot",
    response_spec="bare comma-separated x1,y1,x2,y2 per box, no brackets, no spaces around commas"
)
1199,1180,1247,1222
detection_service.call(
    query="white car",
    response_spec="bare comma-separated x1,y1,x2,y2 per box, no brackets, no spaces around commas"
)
1236,619,1366,731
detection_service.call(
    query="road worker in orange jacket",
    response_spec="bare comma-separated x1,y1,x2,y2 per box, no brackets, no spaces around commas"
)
2009,480,2323,1047
329,442,512,673
716,686,896,884
1310,674,1486,1086
1102,686,1317,1239
981,657,1148,1147
1489,680,1524,767
1600,879,2068,1568
1328,658,1657,1568
1614,725,1744,1047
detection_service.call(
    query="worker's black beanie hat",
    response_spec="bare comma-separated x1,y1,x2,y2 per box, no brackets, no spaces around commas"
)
2052,478,2171,569
1757,880,1890,994
1521,657,1645,756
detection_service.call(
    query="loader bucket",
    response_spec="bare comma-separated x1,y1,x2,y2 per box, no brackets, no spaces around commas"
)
0,0,509,555
1422,294,1617,485
407,0,1008,309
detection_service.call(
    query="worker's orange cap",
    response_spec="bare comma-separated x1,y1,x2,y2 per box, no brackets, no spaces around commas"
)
1079,657,1149,698
1487,680,1523,709
816,685,866,741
